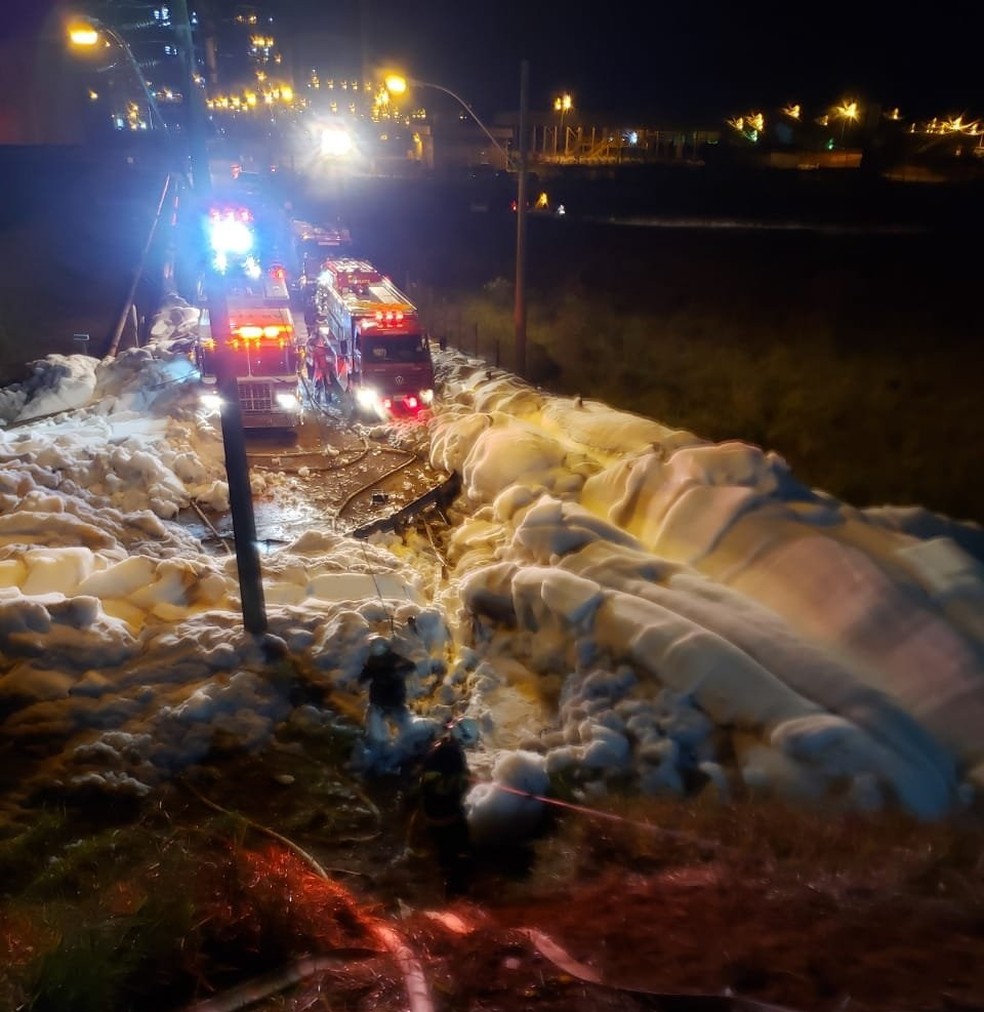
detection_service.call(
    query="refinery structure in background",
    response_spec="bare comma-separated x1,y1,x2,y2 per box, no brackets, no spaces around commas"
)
0,0,981,181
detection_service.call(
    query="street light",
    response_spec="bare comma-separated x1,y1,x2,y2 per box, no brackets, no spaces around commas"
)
384,68,530,377
554,93,573,157
834,99,859,144
67,18,167,131
384,74,513,169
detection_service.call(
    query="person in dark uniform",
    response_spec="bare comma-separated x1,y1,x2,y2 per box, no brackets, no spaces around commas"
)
413,725,474,896
358,635,415,749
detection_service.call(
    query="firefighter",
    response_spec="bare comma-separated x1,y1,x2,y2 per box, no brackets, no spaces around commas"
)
306,330,333,405
358,635,415,750
410,721,476,897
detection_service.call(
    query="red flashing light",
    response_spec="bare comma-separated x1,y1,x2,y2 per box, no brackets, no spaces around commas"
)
209,206,253,223
382,398,393,410
270,265,286,282
406,395,419,410
373,309,405,325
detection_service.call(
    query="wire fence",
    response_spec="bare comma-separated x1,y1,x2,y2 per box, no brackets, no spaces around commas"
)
406,281,507,372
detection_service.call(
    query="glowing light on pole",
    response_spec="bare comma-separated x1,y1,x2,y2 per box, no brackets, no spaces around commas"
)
67,19,167,130
554,92,573,156
384,74,513,168
834,99,859,143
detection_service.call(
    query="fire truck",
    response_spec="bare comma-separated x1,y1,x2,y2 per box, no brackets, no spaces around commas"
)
314,258,435,419
291,217,352,278
194,203,303,430
196,271,303,430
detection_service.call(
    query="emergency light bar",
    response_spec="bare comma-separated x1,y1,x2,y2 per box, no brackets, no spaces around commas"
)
209,206,253,223
231,324,292,340
374,309,405,324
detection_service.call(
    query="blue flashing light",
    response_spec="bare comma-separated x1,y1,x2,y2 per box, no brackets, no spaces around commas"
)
209,217,254,256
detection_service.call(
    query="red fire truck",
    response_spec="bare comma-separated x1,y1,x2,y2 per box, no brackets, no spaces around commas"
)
196,287,302,430
314,258,435,419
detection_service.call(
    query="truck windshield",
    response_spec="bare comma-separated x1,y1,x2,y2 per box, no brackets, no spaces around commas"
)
200,342,297,377
362,335,430,363
241,342,297,376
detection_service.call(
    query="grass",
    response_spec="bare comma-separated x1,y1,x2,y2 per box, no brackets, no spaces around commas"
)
417,278,984,526
524,792,984,902
2,732,983,1010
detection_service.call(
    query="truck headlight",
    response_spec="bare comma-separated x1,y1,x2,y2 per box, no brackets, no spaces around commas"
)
200,393,223,413
355,386,380,409
276,392,300,411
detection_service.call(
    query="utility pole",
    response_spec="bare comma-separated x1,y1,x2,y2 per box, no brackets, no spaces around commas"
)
513,59,529,379
171,0,268,636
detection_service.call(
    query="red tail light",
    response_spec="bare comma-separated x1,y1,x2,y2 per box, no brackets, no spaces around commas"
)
406,396,419,410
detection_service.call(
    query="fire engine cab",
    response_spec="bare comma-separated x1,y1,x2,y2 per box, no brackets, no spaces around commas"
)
314,258,435,419
192,199,304,430
196,298,302,430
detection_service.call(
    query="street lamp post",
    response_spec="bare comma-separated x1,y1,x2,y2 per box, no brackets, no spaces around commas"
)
385,68,530,376
68,20,167,131
384,74,513,169
835,99,859,146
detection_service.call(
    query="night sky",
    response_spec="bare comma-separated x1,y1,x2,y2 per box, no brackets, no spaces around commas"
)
280,0,983,122
3,0,980,123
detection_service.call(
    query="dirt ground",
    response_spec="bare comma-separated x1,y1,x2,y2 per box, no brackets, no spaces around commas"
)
206,838,984,1012
4,732,984,1012
162,751,984,1012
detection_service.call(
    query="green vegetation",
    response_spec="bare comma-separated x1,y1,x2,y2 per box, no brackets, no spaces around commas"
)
418,278,983,526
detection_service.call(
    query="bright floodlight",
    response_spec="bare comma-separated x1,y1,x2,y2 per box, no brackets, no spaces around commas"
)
208,217,254,256
384,75,408,96
320,126,353,157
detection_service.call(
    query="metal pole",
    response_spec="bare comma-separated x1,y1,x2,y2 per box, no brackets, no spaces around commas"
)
172,0,268,635
212,298,268,636
513,59,529,378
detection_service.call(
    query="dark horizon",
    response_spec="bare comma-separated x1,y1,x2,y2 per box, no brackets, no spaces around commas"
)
3,0,981,125
278,0,983,122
